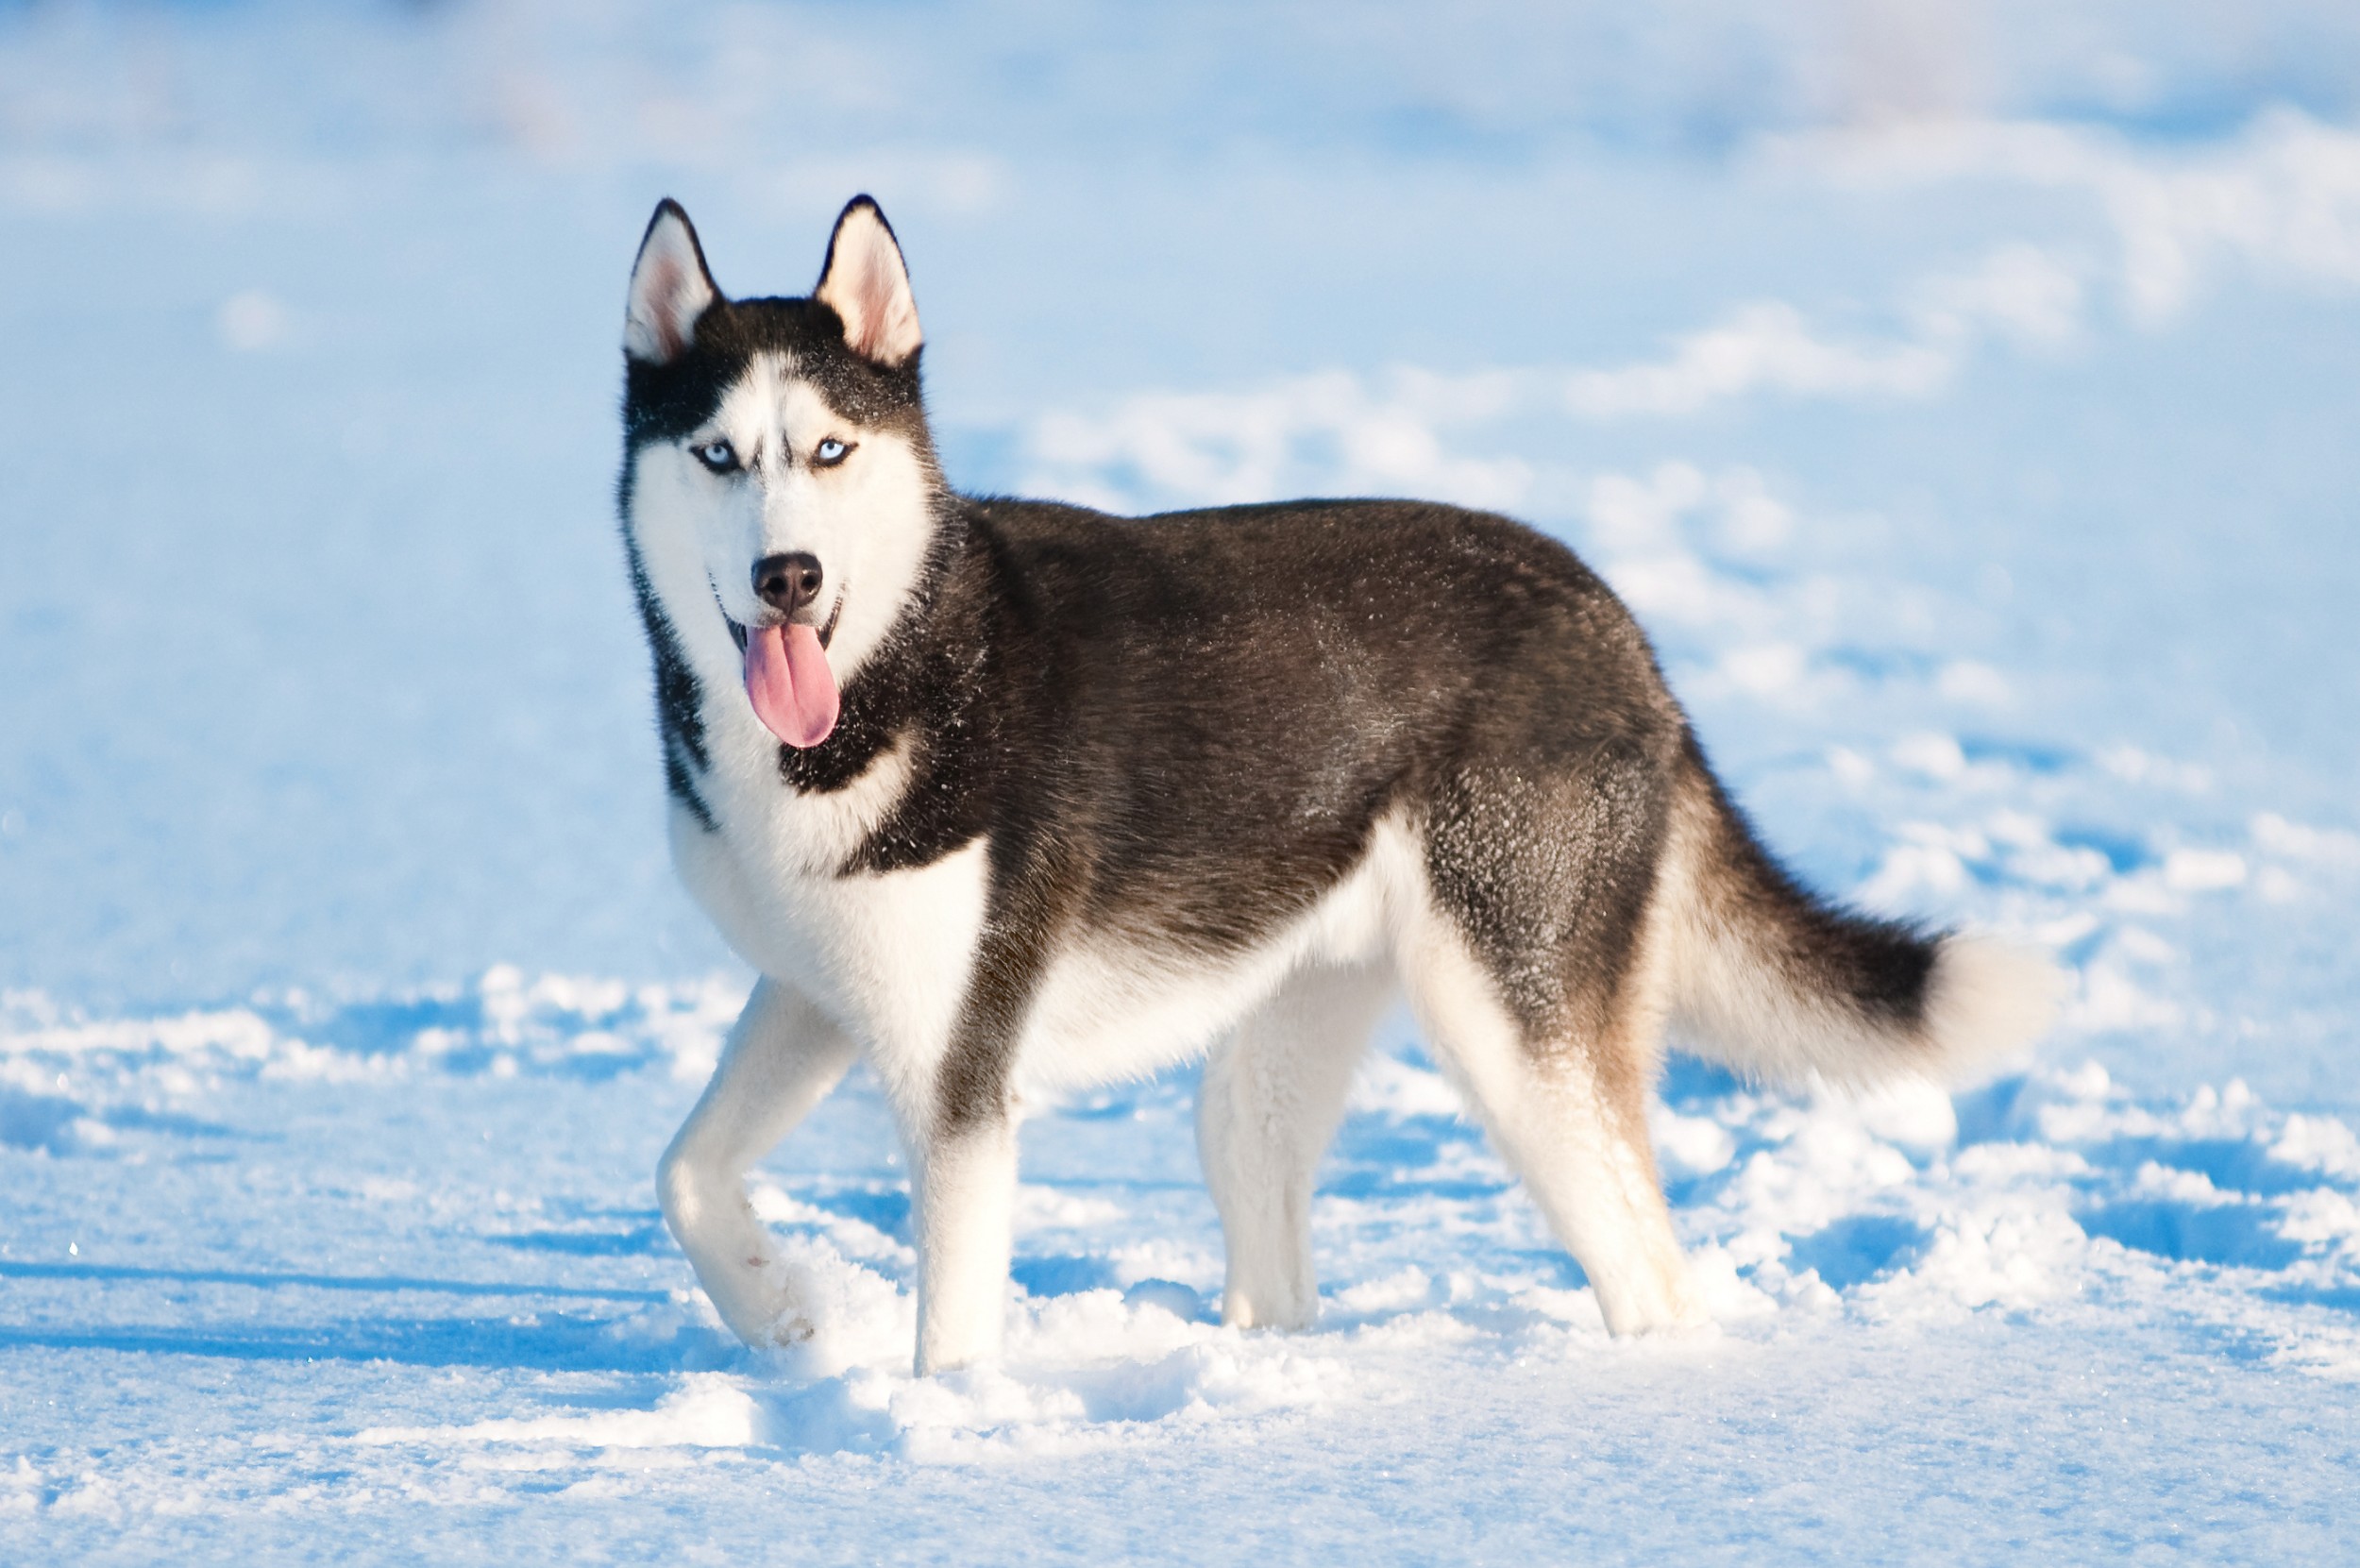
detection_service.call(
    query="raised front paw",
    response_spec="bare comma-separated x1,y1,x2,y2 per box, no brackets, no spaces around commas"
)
700,1253,814,1349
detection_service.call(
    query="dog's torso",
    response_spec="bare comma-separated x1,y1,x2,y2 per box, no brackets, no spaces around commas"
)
661,496,1679,1111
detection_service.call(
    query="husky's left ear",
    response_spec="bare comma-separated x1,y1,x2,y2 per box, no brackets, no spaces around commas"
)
625,199,719,364
814,196,922,368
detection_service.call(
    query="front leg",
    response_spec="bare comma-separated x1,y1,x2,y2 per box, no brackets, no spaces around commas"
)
887,860,1052,1375
908,1112,1020,1374
658,979,858,1347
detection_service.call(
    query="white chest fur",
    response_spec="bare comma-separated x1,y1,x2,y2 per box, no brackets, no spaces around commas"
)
670,762,987,1098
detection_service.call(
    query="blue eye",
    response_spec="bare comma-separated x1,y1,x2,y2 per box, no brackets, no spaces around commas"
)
693,439,738,473
815,438,851,466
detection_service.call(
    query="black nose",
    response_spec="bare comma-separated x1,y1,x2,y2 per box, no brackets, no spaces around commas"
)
752,552,823,615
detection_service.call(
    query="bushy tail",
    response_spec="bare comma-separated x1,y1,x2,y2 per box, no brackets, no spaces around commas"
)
1655,737,2061,1089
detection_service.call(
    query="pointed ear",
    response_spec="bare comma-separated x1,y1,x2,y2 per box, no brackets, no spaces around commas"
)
624,199,719,364
814,196,922,368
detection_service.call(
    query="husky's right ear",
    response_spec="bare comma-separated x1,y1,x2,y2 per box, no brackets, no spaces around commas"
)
624,199,719,364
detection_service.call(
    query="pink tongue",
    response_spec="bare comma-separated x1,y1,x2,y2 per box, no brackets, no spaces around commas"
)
743,623,840,749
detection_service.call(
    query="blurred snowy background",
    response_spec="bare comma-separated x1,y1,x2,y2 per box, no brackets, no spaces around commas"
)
3,3,2358,1560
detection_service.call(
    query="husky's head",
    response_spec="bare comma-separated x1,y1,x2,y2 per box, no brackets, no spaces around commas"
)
619,196,941,751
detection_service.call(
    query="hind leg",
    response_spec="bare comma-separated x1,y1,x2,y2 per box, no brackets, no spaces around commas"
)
1396,913,1705,1336
1198,962,1391,1329
658,979,859,1347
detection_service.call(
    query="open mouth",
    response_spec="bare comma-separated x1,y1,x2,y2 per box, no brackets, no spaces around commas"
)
717,590,845,750
722,594,841,654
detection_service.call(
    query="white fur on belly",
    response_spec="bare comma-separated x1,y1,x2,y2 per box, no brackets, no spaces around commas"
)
1013,816,1418,1096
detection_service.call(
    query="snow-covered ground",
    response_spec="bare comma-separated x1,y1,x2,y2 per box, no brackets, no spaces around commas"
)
4,3,2358,1561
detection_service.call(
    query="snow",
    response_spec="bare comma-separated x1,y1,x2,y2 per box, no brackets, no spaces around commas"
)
4,2,2359,1561
8,985,2360,1557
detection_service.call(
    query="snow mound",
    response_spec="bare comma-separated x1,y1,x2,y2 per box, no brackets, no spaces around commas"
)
0,967,742,1098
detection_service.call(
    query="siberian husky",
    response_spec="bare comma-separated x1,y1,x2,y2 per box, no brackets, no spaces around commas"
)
621,195,2058,1373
